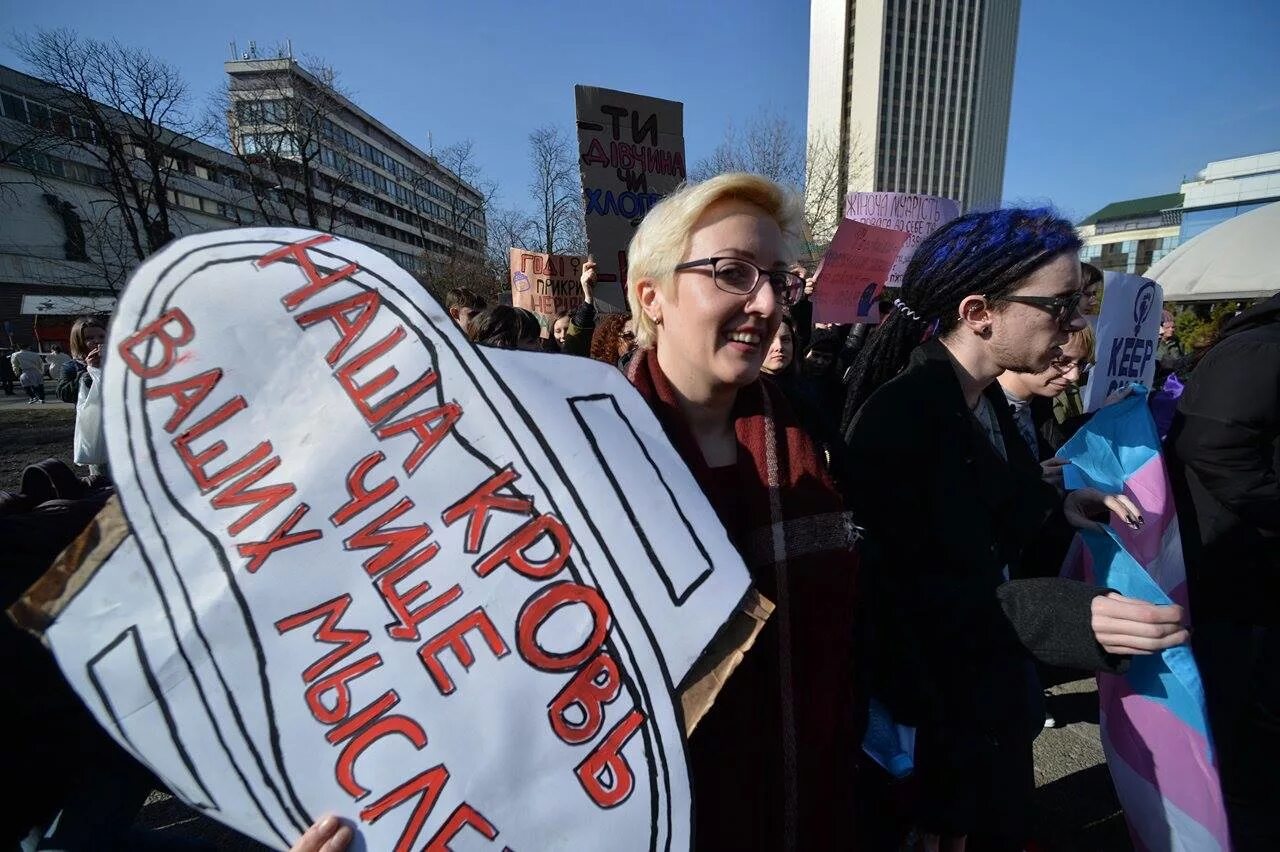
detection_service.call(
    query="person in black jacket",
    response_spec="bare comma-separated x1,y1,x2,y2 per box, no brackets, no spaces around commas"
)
1166,292,1279,852
842,208,1189,851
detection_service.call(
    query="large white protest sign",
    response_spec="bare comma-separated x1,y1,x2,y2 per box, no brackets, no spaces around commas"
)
20,229,752,851
1084,271,1163,411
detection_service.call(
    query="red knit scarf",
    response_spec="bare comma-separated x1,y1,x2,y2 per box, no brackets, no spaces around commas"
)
627,346,859,848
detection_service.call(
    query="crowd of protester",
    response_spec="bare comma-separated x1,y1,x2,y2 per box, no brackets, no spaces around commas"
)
2,171,1275,852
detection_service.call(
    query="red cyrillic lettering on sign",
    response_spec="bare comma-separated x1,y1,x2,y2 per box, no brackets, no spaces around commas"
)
376,402,463,476
237,503,323,573
441,466,533,554
418,607,510,695
327,689,401,746
275,593,371,682
145,368,222,433
256,235,358,310
335,710,428,800
374,551,460,642
425,803,500,851
516,581,611,672
548,652,623,745
304,652,383,725
210,454,295,537
359,764,450,852
342,497,436,577
171,396,250,492
331,451,397,528
335,325,436,426
575,708,646,809
295,290,381,366
118,308,195,380
473,513,572,581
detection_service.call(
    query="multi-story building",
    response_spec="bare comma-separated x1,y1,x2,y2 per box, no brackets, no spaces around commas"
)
807,0,1020,218
225,49,485,273
0,54,485,350
1,64,266,347
1077,193,1183,276
1177,150,1280,244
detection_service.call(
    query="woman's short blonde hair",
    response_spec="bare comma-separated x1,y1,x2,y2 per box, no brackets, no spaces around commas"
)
625,172,805,349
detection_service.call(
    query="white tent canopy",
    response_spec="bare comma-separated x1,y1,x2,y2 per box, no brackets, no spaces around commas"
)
1146,200,1280,301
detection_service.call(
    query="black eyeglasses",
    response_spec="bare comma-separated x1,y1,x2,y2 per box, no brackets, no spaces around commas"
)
1050,355,1091,378
997,291,1084,326
674,257,804,306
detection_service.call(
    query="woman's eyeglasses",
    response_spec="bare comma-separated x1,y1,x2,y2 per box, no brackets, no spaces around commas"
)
674,257,804,306
1049,355,1091,378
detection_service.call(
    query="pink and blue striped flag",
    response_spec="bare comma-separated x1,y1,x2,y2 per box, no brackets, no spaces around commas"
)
1058,385,1230,852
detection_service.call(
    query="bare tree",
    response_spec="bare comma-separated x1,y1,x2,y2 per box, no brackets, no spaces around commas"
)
527,126,582,255
801,130,868,259
14,28,212,260
692,112,866,263
218,51,358,232
692,111,807,188
405,139,492,261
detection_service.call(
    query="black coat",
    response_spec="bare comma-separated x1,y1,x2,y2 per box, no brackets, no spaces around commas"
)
1168,294,1280,626
844,339,1124,836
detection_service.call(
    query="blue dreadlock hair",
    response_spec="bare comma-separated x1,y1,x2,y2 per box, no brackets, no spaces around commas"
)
841,207,1082,433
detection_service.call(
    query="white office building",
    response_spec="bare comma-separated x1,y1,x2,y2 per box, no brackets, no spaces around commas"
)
807,0,1020,214
1177,150,1280,244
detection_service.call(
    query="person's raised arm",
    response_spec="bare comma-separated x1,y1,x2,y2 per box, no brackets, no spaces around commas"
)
563,258,599,357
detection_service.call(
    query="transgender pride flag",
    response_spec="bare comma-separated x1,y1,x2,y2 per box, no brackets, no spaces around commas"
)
1058,385,1231,852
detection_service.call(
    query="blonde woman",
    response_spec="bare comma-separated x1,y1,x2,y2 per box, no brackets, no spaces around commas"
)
623,173,858,849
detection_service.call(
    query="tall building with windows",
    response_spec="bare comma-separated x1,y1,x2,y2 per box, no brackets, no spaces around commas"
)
807,0,1020,215
225,50,486,275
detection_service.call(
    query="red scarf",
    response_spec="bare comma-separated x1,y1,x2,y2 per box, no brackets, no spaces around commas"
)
628,347,859,849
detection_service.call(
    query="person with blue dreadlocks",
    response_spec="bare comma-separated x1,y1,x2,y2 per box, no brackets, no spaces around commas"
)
842,208,1190,851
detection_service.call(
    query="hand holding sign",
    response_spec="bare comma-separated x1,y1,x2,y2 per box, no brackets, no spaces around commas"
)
17,229,752,852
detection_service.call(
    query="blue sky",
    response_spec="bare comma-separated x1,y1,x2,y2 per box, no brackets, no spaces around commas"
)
3,0,1277,223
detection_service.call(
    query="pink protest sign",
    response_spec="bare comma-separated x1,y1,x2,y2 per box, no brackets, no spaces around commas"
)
843,192,961,322
812,218,909,325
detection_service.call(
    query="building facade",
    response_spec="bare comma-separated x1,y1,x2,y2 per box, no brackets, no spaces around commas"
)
1,57,484,351
1177,150,1280,244
807,0,1020,217
226,52,485,273
1077,193,1183,276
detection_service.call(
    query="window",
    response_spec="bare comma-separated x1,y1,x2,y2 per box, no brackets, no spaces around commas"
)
1,92,27,123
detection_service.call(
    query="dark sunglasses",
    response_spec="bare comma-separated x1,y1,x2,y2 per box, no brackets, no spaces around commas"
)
997,290,1084,326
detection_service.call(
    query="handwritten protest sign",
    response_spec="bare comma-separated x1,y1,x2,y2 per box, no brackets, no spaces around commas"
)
576,85,686,311
843,192,961,322
510,249,586,327
812,219,910,325
1083,271,1162,411
16,229,752,851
